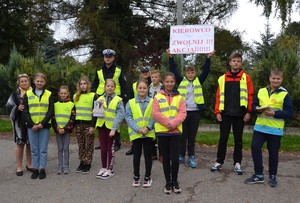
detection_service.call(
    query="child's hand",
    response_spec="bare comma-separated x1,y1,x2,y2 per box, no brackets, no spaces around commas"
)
89,127,95,135
207,50,215,58
166,49,173,58
37,123,44,129
264,108,275,117
58,128,65,134
243,113,251,122
97,99,104,105
216,114,222,122
166,123,174,130
109,130,116,137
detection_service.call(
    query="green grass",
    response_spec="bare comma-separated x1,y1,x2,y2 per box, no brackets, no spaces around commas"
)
1,119,299,151
0,119,13,132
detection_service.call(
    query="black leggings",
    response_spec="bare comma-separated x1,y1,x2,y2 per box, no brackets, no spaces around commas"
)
158,135,180,183
132,138,153,178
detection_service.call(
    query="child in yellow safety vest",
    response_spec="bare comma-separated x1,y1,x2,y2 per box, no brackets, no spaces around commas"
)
245,69,293,187
95,79,125,180
73,77,98,175
52,86,76,175
152,72,187,194
125,79,155,188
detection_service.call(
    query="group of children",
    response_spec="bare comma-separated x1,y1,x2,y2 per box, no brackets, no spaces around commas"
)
16,50,293,193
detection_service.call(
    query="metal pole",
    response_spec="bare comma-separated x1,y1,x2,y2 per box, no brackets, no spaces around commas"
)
176,0,184,69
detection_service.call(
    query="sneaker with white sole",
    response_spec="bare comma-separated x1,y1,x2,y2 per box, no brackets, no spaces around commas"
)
142,177,152,188
173,181,181,194
96,168,106,179
234,162,243,175
164,182,172,194
211,162,222,172
245,174,265,184
132,176,140,187
100,169,114,180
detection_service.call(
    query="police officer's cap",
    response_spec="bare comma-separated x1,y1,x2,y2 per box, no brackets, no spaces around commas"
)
102,49,116,56
139,66,150,73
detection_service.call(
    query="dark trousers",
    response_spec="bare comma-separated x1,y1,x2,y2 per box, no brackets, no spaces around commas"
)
158,135,180,183
180,111,200,157
251,130,281,176
98,126,115,170
216,115,244,165
132,138,153,178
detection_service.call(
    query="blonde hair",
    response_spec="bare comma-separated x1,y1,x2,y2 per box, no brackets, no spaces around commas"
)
151,70,160,75
58,85,70,100
34,73,47,82
17,73,30,86
74,76,91,102
105,78,116,87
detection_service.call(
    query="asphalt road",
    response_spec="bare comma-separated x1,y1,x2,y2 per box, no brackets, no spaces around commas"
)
0,136,299,203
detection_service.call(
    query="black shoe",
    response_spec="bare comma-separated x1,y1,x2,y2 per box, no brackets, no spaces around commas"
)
16,170,23,176
126,148,133,155
31,169,39,179
94,145,101,150
39,169,46,179
82,164,91,175
76,162,85,173
114,144,121,152
26,165,34,172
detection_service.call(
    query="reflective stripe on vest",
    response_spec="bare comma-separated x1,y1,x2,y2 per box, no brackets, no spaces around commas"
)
27,89,51,124
132,82,138,98
218,73,248,111
178,77,204,104
73,93,95,121
54,101,74,128
254,87,287,136
96,67,121,95
128,98,155,141
154,93,183,133
96,95,122,130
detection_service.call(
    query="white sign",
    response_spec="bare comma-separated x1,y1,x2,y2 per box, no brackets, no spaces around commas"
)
169,24,214,54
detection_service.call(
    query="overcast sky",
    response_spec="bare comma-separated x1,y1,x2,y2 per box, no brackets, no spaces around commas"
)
224,1,300,44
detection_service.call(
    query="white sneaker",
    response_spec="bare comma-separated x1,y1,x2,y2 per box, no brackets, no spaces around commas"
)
132,177,141,187
142,177,152,188
234,163,243,175
96,168,106,179
211,162,222,172
100,169,114,180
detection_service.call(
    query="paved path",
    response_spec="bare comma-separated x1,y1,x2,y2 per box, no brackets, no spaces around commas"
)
0,136,299,203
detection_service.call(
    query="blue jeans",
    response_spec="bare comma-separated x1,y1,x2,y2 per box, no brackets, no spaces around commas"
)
56,132,70,169
28,128,50,169
251,130,281,176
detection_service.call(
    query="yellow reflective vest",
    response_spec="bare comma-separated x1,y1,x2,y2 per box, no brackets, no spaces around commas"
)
154,93,183,133
73,93,95,121
254,87,287,136
96,67,121,95
218,73,248,111
132,82,138,98
128,98,155,141
54,101,74,128
96,95,122,130
178,77,204,104
27,89,52,124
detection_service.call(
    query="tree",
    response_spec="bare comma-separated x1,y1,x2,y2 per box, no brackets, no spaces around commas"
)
250,0,298,26
0,0,55,64
58,0,239,69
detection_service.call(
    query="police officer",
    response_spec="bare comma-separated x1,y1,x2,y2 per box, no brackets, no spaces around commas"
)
92,49,127,151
